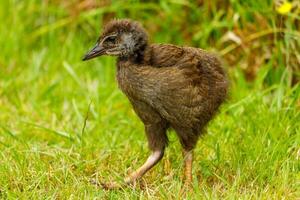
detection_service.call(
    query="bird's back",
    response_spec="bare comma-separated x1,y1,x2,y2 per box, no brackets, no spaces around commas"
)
145,43,228,116
117,43,228,132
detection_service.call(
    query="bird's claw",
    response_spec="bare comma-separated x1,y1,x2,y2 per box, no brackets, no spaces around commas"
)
100,181,122,190
90,176,139,190
90,178,122,190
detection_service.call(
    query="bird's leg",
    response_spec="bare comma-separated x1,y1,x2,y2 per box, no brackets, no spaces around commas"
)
124,118,167,185
182,149,193,187
124,150,164,184
99,150,163,190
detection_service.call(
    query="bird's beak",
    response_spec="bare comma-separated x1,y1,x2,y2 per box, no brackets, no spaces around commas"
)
82,43,106,61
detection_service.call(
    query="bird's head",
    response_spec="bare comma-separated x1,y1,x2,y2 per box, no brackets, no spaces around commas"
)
82,19,148,61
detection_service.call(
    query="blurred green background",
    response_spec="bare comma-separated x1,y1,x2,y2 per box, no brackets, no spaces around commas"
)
0,0,299,199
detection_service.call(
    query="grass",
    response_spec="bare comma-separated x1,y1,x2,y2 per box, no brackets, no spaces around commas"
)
0,0,299,199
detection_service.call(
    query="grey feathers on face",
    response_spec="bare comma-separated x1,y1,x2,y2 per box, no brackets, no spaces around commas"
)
121,32,148,57
101,19,148,58
121,33,135,56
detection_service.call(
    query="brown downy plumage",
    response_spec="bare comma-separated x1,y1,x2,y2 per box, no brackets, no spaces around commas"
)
83,19,228,189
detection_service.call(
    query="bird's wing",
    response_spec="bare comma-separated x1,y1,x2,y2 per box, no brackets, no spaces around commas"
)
132,62,208,127
146,44,186,67
128,45,226,127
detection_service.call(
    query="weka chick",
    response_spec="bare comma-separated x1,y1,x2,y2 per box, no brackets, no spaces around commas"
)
83,19,228,188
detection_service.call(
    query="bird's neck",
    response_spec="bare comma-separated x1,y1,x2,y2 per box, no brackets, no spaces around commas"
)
118,43,149,64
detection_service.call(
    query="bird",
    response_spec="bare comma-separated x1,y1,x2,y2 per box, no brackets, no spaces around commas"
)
83,19,228,189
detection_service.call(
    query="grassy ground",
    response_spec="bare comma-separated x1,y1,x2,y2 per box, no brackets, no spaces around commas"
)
0,0,299,199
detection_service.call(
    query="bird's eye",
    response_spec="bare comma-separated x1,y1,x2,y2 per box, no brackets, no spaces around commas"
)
106,36,116,44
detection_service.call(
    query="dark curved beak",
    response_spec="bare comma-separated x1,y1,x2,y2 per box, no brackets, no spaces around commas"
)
82,43,106,61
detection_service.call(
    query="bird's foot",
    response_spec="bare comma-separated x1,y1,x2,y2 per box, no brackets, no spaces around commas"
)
90,178,122,190
100,181,123,190
179,181,194,197
124,172,139,185
90,175,139,190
